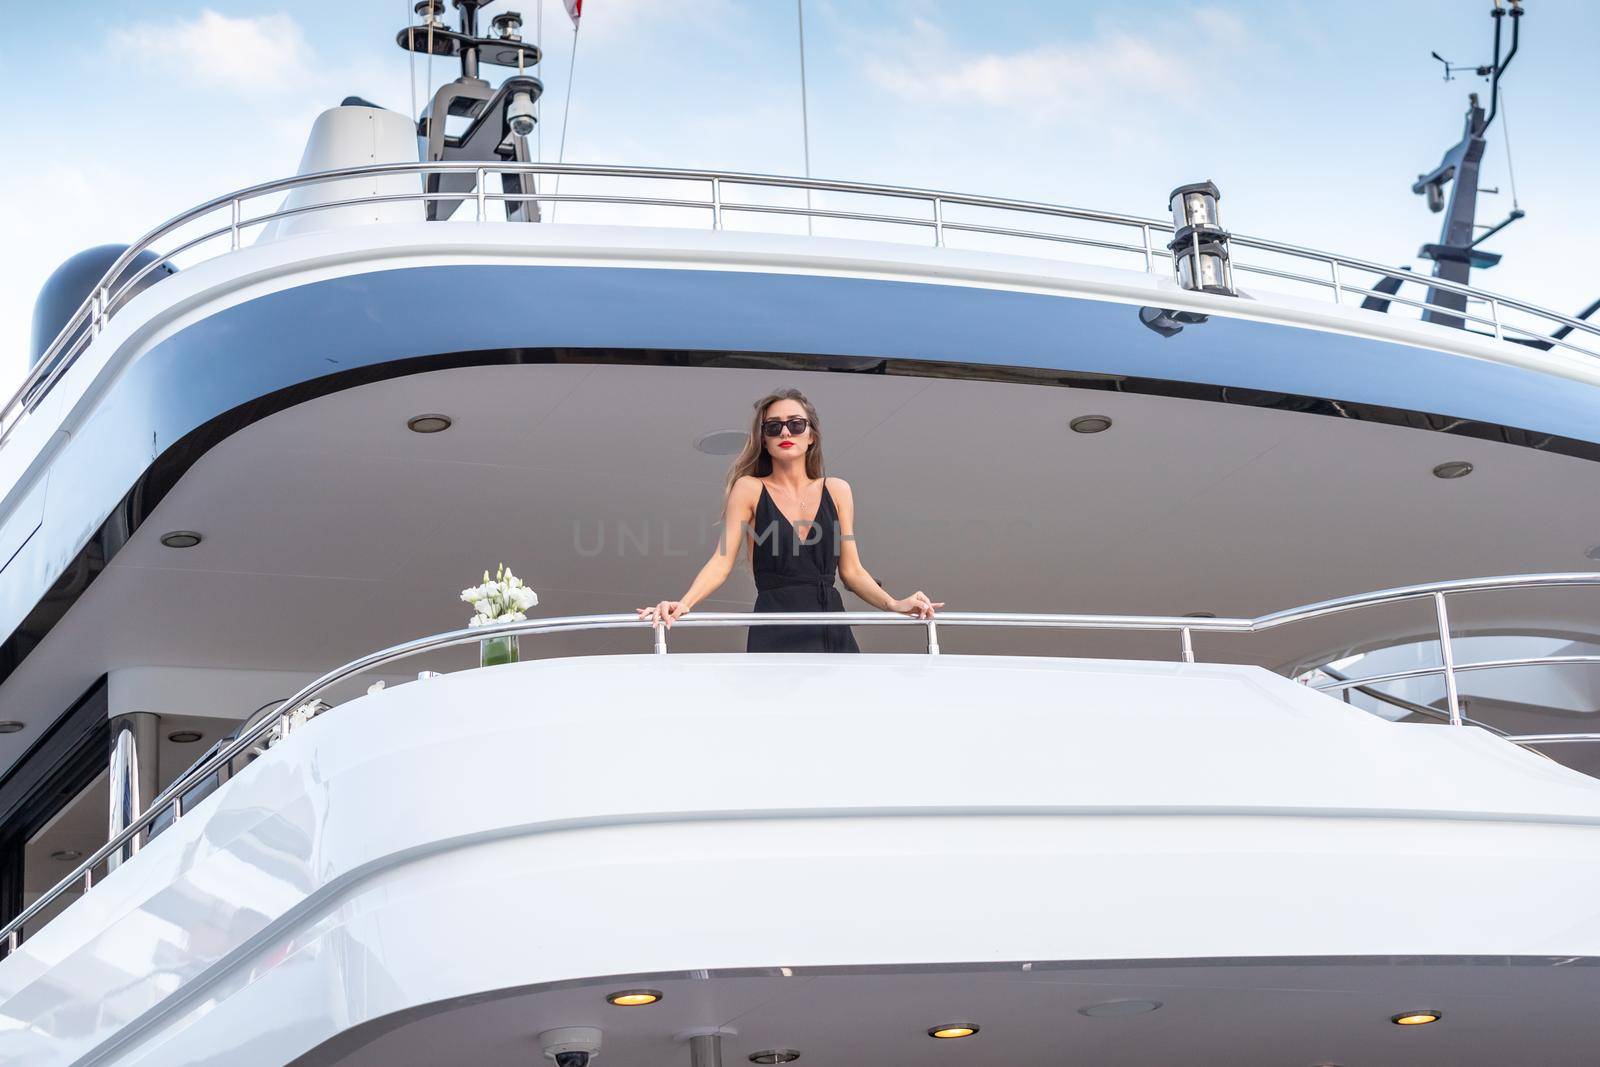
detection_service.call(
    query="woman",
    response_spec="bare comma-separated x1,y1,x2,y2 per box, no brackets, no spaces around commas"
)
637,387,941,652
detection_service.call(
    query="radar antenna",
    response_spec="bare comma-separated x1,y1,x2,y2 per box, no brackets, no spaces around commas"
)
1410,0,1525,328
398,0,545,222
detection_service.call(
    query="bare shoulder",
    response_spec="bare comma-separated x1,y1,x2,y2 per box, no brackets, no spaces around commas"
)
728,475,764,505
825,476,853,504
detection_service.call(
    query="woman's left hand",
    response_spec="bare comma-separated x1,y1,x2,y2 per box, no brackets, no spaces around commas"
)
890,591,943,619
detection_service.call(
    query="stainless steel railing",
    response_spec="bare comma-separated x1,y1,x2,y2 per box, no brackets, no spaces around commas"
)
6,569,1600,956
6,162,1599,453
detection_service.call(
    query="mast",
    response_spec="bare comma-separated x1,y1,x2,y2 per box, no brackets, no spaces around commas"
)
398,0,546,222
1411,0,1525,328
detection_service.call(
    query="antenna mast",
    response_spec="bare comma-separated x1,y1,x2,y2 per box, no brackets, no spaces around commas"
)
1411,0,1525,328
398,0,546,222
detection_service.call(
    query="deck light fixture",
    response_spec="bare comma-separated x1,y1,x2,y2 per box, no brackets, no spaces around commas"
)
605,989,662,1007
168,730,203,743
1168,181,1235,296
1069,415,1113,434
50,849,82,862
695,429,749,455
927,1024,979,1039
0,721,24,734
407,414,453,434
1078,999,1163,1018
160,531,202,549
1391,1010,1441,1026
1432,460,1473,479
748,1051,801,1064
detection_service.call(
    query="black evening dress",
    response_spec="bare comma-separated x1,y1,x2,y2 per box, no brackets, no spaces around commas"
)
747,479,862,654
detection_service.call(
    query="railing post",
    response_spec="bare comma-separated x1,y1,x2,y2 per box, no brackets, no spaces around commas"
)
230,198,241,250
925,619,940,655
6,929,17,954
90,288,104,336
1141,224,1154,273
933,197,945,248
653,622,667,654
108,712,158,872
1490,298,1504,341
1180,627,1195,663
477,168,487,221
1329,259,1343,305
1433,592,1463,726
711,177,723,231
83,867,93,891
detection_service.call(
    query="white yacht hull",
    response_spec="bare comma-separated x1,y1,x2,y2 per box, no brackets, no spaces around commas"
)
5,654,1600,1064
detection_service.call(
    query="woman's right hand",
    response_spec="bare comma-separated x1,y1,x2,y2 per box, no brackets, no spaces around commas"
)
637,600,689,628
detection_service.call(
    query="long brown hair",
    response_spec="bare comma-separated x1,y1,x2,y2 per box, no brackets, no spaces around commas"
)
724,387,826,495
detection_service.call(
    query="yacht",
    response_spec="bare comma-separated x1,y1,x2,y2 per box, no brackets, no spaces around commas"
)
5,1,1600,1064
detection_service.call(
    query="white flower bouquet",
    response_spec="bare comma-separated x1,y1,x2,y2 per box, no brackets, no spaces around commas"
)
462,563,538,666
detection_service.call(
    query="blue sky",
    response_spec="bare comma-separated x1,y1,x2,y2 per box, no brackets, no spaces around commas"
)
3,1,1596,389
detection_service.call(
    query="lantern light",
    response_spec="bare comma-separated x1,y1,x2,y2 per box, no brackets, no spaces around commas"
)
492,11,524,40
1167,180,1236,297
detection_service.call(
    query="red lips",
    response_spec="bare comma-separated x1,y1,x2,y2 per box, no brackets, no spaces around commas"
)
778,441,794,448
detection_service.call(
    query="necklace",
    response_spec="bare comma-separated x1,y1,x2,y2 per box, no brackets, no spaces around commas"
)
765,477,823,526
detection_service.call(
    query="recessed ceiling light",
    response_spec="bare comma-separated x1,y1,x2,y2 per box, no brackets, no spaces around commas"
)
1432,461,1473,480
748,1051,801,1064
606,989,663,1007
1078,999,1163,1018
160,531,202,549
1070,415,1113,434
407,414,453,434
695,429,748,455
0,721,23,734
927,1024,979,1039
1391,1009,1441,1026
50,849,82,862
167,730,203,743
1183,611,1216,618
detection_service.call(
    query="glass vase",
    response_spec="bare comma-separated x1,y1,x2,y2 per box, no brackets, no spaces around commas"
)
480,634,519,668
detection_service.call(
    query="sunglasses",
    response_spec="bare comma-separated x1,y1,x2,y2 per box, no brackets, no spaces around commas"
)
761,417,811,437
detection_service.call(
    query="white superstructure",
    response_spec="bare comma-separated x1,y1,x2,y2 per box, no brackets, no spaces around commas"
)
4,2,1600,1064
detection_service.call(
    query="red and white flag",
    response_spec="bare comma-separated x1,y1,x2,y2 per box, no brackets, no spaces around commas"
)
564,0,582,25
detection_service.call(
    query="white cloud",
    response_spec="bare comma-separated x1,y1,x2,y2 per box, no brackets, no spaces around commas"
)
114,10,315,96
862,10,1245,119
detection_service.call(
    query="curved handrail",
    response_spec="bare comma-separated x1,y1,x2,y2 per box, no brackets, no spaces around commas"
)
6,161,1597,453
6,570,1600,954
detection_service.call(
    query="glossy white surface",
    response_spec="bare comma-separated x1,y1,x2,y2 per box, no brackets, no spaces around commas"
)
4,653,1600,1064
257,106,423,242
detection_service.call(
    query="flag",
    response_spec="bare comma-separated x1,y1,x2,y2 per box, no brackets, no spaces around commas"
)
564,0,582,25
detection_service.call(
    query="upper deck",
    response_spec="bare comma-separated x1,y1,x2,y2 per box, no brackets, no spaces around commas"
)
2,163,1600,789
